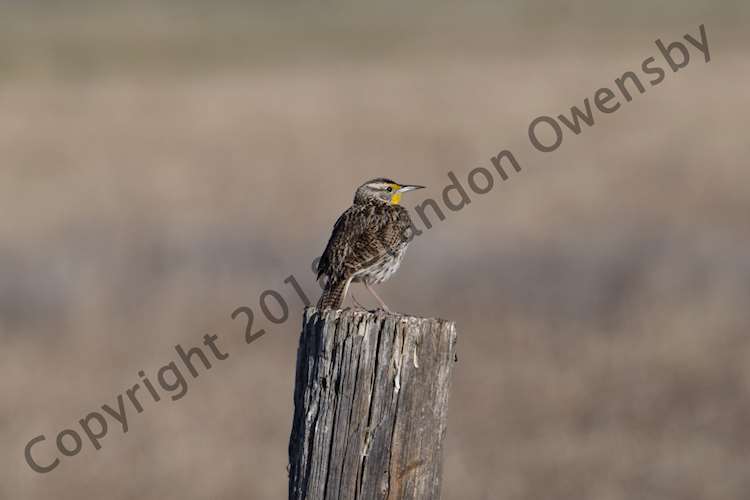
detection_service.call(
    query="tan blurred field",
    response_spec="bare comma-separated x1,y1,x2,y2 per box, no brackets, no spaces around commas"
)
1,2,749,499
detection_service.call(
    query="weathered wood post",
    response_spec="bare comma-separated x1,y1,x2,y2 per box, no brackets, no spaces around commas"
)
288,307,458,500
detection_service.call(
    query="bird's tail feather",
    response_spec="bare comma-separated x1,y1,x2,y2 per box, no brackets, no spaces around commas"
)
317,278,349,309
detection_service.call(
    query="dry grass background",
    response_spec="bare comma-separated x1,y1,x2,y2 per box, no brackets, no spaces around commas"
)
2,2,749,499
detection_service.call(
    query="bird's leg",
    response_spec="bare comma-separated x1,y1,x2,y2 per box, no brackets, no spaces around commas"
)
350,292,367,311
364,282,391,312
339,277,353,308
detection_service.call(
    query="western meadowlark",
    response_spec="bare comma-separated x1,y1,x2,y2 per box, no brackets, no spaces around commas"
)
316,178,424,311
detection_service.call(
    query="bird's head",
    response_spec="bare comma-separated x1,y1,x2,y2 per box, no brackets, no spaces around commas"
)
354,178,424,205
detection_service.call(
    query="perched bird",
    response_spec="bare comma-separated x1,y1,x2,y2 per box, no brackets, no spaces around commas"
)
316,178,424,311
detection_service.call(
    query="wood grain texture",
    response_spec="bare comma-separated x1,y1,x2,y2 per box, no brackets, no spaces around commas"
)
288,308,458,500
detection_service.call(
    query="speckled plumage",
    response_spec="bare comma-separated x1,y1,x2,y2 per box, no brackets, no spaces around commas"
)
316,179,419,310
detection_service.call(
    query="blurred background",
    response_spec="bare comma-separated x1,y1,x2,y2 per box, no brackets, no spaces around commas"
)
2,1,749,499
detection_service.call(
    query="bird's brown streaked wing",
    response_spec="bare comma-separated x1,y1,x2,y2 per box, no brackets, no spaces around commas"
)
381,206,413,249
317,206,367,282
341,205,412,277
318,205,406,282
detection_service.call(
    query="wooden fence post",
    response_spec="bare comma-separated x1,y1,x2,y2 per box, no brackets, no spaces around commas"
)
288,308,458,500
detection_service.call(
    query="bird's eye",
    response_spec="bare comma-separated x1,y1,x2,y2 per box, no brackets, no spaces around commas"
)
386,186,393,192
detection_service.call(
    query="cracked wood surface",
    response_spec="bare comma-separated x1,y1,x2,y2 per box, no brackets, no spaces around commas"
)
288,308,458,500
